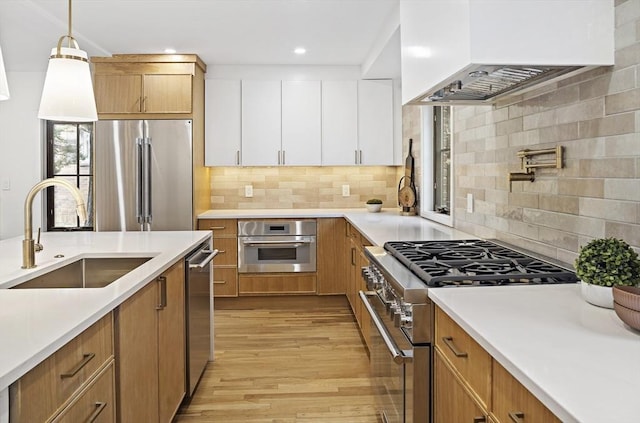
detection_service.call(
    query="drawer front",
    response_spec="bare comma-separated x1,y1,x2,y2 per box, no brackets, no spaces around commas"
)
212,237,238,266
213,267,238,297
52,362,115,423
198,218,238,236
491,360,561,423
239,273,317,295
10,313,114,423
435,307,491,408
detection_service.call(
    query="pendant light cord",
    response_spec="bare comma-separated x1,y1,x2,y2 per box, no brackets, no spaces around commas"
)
67,0,73,46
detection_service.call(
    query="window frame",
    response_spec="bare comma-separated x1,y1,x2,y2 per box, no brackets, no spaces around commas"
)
45,121,94,232
420,106,454,227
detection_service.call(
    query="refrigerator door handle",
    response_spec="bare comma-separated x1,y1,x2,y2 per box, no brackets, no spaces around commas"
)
136,138,144,225
145,137,153,225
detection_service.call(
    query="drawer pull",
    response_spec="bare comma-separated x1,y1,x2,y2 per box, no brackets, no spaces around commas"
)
442,336,468,358
473,417,486,423
156,276,167,310
60,352,95,378
213,280,227,285
87,402,107,423
508,412,525,423
209,226,226,230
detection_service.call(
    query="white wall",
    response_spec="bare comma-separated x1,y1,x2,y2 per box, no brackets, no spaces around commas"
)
0,72,45,240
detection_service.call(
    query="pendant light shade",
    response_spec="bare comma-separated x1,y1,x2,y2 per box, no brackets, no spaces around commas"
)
38,0,97,122
0,45,9,101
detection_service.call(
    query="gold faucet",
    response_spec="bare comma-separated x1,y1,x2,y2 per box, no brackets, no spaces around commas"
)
508,146,563,192
23,178,87,269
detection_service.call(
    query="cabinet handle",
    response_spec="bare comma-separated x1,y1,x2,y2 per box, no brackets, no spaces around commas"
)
354,150,358,164
156,276,167,310
60,352,95,378
282,150,286,165
359,150,363,164
442,336,468,358
236,150,240,165
508,412,525,423
209,226,226,230
142,96,147,112
473,417,486,423
351,248,356,266
213,280,227,285
278,150,281,165
86,402,107,423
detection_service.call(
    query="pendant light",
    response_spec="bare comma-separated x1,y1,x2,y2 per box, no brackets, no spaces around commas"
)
0,45,9,101
38,0,97,122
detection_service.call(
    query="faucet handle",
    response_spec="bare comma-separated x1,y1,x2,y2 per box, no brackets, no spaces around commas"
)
35,227,43,253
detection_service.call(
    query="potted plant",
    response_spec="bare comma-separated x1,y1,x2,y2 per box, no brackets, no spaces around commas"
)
365,198,383,213
574,238,640,308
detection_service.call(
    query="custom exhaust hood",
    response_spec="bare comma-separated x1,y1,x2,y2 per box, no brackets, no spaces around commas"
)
400,0,615,106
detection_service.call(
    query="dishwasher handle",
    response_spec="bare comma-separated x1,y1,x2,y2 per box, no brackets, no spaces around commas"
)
188,249,219,269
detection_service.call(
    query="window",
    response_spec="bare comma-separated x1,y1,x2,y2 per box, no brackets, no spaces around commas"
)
421,106,453,226
45,121,94,231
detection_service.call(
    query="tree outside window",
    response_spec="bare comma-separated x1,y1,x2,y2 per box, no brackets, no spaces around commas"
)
46,121,94,230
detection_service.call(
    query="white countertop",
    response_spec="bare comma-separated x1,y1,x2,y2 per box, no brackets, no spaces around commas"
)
429,285,640,423
0,230,211,392
199,208,474,245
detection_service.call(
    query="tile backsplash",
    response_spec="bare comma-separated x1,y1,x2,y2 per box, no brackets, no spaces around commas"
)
209,166,401,209
452,0,640,263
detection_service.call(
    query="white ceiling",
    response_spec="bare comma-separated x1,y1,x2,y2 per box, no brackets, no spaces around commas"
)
0,0,400,77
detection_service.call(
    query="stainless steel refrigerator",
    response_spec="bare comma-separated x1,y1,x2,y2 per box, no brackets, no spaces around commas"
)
94,119,193,231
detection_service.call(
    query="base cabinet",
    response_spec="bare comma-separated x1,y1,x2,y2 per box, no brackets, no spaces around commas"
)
198,218,238,297
116,260,185,423
9,313,114,423
346,222,371,349
434,306,561,423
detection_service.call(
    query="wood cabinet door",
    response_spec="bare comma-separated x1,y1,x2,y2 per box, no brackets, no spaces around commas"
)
317,218,347,295
356,247,371,348
143,74,192,113
116,281,159,422
434,348,488,423
157,261,186,423
491,360,561,423
94,74,142,114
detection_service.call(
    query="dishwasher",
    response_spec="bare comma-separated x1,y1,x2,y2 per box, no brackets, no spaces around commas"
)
185,243,218,397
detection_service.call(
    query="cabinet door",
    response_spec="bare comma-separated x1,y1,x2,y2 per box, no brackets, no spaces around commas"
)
143,74,192,113
434,349,488,423
317,218,347,295
492,360,561,423
358,80,394,165
321,81,358,165
157,261,186,423
94,74,142,114
116,281,159,422
356,247,371,348
205,80,242,166
241,80,281,166
281,80,321,165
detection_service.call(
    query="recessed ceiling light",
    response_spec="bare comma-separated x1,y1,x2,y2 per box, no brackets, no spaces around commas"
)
294,47,306,55
164,48,177,54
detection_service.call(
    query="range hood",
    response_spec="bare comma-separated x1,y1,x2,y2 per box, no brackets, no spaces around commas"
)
416,64,583,104
399,0,614,106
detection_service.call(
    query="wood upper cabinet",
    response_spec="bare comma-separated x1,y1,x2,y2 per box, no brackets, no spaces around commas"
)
116,259,186,423
10,313,114,423
92,54,206,118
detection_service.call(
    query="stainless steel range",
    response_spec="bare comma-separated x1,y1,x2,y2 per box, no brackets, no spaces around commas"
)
359,239,578,423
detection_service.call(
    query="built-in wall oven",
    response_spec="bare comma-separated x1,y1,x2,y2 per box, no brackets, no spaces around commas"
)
237,220,316,273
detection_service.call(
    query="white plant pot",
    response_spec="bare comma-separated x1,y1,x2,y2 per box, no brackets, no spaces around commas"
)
366,204,382,213
580,281,614,309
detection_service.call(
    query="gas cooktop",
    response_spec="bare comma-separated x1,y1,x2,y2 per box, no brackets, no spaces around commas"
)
383,239,578,287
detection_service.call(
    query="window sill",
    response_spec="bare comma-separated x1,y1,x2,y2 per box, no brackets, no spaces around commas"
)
420,210,453,227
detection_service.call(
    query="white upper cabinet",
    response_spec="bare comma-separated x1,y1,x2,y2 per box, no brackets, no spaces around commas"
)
357,80,393,165
241,80,282,166
204,79,241,166
282,81,322,166
400,0,614,105
321,81,358,165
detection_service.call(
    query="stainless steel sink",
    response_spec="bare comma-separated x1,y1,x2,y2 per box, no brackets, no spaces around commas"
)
11,257,151,289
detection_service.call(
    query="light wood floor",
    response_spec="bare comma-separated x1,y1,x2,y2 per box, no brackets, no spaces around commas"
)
175,295,380,423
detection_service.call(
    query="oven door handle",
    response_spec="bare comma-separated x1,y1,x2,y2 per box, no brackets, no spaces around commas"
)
240,239,314,246
359,290,413,365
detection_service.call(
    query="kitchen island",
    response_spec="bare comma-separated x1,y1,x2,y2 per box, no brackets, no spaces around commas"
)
0,230,211,422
